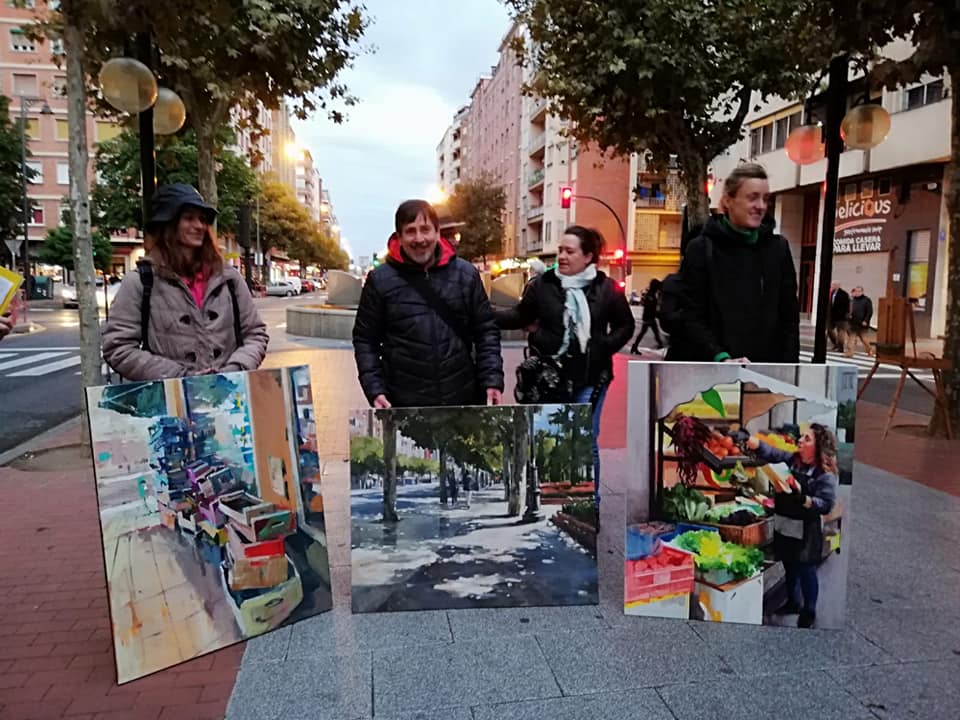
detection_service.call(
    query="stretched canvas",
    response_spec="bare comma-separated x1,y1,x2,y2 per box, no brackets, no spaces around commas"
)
624,362,856,629
87,366,331,683
350,404,599,612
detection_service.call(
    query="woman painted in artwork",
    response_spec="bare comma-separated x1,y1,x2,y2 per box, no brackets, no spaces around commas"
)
747,424,839,628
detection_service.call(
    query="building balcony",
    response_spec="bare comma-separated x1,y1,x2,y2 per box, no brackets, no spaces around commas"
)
528,132,546,159
527,205,544,223
530,97,547,124
527,167,545,189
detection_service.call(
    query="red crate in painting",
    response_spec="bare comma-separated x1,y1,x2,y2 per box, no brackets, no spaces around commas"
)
624,545,695,604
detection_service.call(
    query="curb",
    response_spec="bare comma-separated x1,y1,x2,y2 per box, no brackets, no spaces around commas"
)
0,414,82,468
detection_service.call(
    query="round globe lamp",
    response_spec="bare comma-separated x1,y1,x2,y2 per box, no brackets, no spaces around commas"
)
785,124,825,165
840,104,891,150
99,57,158,114
153,87,187,135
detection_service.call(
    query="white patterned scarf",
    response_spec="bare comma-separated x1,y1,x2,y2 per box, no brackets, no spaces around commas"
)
555,264,596,357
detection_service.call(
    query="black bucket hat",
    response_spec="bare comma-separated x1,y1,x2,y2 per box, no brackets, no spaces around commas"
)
147,183,217,228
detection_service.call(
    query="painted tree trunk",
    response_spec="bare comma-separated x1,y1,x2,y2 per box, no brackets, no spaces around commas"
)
63,7,102,445
502,432,512,502
507,408,528,516
438,446,448,504
381,414,398,522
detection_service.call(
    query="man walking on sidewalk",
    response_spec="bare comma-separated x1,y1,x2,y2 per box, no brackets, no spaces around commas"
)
828,283,850,353
353,199,504,409
847,286,874,356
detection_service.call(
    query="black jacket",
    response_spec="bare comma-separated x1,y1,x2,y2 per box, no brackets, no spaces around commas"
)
352,237,504,407
665,215,800,362
849,295,873,328
830,288,851,323
496,268,635,389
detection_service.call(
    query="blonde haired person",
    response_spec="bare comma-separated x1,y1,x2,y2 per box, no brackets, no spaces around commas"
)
102,184,268,381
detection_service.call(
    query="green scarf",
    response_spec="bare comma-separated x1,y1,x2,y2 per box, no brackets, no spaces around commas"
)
722,216,759,245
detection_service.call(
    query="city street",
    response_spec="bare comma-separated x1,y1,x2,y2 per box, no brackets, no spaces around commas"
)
0,293,945,457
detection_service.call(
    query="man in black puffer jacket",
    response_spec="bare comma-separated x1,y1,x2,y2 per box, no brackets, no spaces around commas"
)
664,163,799,363
353,199,504,408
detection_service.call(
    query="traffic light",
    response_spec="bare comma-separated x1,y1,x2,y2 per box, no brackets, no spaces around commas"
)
613,248,625,261
560,186,573,209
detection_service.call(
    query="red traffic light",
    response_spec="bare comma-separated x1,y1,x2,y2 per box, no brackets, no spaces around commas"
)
613,248,625,260
616,280,627,291
560,186,573,209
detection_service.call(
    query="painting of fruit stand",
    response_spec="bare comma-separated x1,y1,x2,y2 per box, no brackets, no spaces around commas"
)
624,362,857,629
86,366,331,683
350,403,598,612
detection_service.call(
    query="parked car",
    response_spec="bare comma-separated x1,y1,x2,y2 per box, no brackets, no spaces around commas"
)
284,277,303,294
301,279,316,293
629,290,642,306
60,277,120,309
266,280,299,297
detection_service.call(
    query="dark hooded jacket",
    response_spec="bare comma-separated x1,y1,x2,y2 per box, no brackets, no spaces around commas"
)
495,267,635,390
665,215,799,362
352,235,504,407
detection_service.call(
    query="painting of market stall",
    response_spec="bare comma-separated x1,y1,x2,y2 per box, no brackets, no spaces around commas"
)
86,366,331,683
350,403,598,613
624,362,857,629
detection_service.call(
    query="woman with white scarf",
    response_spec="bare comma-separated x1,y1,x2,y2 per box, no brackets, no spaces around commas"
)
495,226,635,518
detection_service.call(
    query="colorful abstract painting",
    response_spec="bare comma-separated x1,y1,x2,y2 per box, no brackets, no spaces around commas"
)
87,366,331,683
624,362,856,629
349,404,599,612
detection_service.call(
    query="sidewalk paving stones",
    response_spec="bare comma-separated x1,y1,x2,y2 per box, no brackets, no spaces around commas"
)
470,689,675,720
285,608,453,658
534,622,734,696
833,659,960,720
445,605,607,642
657,673,878,720
371,636,560,712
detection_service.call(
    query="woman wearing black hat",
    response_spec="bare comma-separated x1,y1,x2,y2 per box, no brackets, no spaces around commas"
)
102,183,268,381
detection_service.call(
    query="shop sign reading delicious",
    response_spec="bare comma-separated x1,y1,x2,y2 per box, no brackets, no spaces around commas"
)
833,196,893,254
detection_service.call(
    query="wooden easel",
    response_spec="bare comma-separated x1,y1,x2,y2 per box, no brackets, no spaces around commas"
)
858,296,953,439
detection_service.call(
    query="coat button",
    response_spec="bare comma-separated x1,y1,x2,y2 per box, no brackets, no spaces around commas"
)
185,351,197,362
180,315,191,324
213,349,222,359
208,311,219,321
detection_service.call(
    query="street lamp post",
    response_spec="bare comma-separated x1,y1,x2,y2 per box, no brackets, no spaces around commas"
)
18,95,53,325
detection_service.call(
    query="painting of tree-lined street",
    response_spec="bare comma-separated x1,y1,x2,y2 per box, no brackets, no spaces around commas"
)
349,404,599,613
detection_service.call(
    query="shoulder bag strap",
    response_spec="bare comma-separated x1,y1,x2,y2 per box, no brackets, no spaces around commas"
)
136,260,154,353
404,272,472,348
227,279,243,348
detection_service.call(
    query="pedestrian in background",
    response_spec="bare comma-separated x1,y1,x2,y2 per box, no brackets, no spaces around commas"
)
661,163,799,363
353,199,504,409
102,183,268,381
827,282,851,354
0,312,12,340
630,277,665,353
847,286,874,356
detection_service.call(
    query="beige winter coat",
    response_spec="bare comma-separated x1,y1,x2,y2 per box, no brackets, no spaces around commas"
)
102,259,269,381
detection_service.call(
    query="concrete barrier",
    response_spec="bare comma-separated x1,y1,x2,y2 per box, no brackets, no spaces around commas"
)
287,305,357,340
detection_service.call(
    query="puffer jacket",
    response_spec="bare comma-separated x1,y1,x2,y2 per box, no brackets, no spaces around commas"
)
665,215,799,363
352,235,504,407
495,268,635,390
102,256,269,381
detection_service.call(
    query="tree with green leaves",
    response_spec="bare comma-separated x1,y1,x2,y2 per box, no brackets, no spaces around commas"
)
447,174,506,263
42,0,369,210
506,0,826,225
37,224,114,275
91,127,258,236
0,94,35,268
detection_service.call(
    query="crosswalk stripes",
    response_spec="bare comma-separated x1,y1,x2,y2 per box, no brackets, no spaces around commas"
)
797,349,935,380
0,350,82,378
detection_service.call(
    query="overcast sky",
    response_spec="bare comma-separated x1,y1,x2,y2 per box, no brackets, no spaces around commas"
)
291,0,512,262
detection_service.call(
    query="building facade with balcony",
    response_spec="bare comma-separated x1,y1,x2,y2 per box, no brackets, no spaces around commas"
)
437,105,468,194
1,0,136,275
708,60,952,339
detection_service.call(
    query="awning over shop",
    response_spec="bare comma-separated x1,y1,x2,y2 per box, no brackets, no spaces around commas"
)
656,365,837,422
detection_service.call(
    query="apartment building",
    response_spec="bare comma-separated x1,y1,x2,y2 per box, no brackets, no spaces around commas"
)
295,149,320,222
457,23,524,259
708,54,951,339
436,105,468,194
1,0,135,273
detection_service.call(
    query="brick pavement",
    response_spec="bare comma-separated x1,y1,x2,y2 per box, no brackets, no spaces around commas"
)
1,346,957,720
